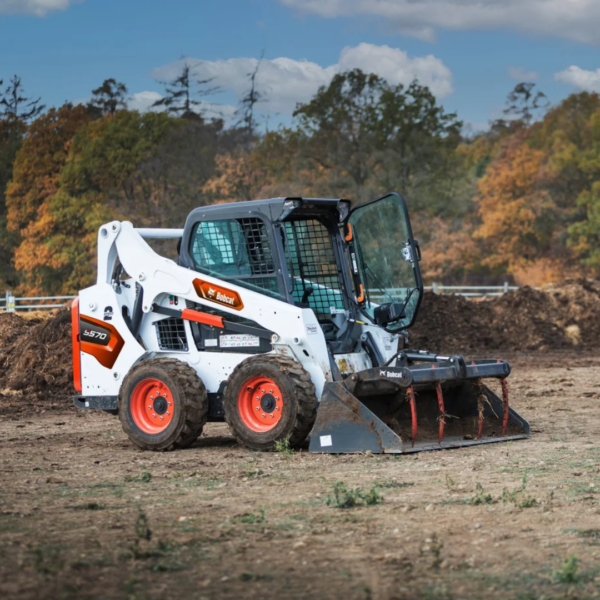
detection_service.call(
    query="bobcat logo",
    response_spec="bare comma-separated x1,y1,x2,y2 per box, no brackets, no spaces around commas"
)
192,279,244,311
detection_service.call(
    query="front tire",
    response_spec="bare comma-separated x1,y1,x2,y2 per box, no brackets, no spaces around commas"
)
223,355,318,451
118,358,208,451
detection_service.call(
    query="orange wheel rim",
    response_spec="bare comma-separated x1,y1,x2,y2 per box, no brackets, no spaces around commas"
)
238,375,283,433
130,378,175,434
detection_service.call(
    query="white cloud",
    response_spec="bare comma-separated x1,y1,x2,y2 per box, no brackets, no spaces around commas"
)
0,0,82,17
508,66,539,82
554,66,600,93
151,43,453,116
127,91,238,122
277,0,600,45
127,91,164,113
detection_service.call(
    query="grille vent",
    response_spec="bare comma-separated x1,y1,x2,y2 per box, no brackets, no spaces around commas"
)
155,318,188,351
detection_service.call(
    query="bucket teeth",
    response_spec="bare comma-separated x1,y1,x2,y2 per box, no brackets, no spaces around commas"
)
435,382,445,445
407,386,417,447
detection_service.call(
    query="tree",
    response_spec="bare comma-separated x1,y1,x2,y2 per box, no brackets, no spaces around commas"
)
88,78,128,116
153,61,220,119
236,51,265,139
474,135,561,282
293,69,463,204
0,75,45,121
6,104,91,293
0,117,27,286
503,82,549,126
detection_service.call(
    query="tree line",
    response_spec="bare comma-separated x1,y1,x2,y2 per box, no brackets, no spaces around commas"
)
0,65,598,295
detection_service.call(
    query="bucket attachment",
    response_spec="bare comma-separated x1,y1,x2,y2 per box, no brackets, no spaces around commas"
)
309,356,530,454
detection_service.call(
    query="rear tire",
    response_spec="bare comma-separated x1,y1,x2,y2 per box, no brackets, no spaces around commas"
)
223,355,318,451
118,358,208,451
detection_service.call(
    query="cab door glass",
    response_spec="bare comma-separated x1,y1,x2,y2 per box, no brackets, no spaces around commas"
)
348,194,422,330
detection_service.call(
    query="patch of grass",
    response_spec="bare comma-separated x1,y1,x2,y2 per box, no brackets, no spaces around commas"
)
274,438,293,456
502,475,538,509
241,461,264,478
234,509,265,524
379,478,414,489
421,533,444,570
151,561,188,572
130,508,152,560
553,555,579,584
576,528,600,545
325,482,384,509
31,545,65,574
125,469,152,483
470,483,495,505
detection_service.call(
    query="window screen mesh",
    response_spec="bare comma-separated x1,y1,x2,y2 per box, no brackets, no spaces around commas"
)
189,218,280,297
284,220,346,319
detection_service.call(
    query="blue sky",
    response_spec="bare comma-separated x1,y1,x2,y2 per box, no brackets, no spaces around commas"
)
1,0,599,132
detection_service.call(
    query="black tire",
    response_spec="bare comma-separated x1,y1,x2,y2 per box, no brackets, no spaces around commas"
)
223,355,318,451
118,358,208,451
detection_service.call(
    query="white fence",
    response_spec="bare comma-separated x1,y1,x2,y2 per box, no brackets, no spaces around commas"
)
0,283,518,312
0,291,76,312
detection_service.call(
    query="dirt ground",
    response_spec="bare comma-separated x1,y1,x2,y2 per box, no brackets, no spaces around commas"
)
2,351,600,600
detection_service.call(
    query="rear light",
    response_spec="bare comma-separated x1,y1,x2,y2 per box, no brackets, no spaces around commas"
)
71,298,82,392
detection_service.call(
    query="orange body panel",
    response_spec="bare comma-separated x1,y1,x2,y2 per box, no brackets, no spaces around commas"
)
193,278,244,311
80,314,125,370
71,298,82,392
181,308,225,328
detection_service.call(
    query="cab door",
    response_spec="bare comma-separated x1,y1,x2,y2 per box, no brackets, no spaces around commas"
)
346,192,423,331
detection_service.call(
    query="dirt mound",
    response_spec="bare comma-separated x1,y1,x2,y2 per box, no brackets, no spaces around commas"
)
0,307,73,406
411,278,600,354
1,278,600,410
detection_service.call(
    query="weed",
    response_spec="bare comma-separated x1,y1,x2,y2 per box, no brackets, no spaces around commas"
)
553,555,579,584
31,545,65,575
577,529,600,545
364,486,384,506
234,509,265,524
126,469,152,483
470,483,495,505
379,478,414,489
130,508,152,559
424,533,444,570
445,475,458,492
325,482,384,509
502,475,538,509
241,462,264,478
274,438,293,456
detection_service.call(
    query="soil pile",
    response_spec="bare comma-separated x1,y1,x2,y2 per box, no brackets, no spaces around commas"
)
1,278,600,405
411,278,600,354
0,307,73,403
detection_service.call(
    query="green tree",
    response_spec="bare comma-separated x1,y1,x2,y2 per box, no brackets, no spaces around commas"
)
293,69,463,205
88,78,128,116
503,82,549,126
153,61,220,119
0,75,45,121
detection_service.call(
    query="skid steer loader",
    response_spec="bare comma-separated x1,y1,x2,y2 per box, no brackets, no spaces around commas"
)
72,193,529,453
